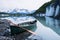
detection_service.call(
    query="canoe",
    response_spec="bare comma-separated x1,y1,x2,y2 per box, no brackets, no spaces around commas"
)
10,20,37,35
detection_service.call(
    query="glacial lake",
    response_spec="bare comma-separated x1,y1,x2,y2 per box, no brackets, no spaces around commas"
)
0,16,60,40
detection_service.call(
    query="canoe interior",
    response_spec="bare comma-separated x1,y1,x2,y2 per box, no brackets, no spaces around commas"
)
10,26,26,35
10,24,36,36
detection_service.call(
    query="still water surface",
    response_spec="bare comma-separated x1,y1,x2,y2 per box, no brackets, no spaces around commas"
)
34,16,60,40
0,16,60,40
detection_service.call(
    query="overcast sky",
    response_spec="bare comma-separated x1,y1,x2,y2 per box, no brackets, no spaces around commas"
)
0,0,51,11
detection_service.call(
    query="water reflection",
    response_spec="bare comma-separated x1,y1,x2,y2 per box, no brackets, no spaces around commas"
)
45,17,60,35
35,16,60,40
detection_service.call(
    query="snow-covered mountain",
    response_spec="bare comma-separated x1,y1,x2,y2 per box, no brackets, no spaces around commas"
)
0,8,36,14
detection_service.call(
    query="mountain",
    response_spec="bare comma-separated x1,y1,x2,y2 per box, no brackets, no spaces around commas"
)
33,0,56,14
45,0,60,18
0,9,36,14
10,9,29,14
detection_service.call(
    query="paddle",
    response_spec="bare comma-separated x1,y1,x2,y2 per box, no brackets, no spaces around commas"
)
19,26,36,35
